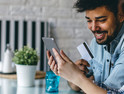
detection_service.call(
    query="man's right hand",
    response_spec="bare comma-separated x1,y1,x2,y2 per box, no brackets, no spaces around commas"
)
75,59,90,75
75,59,94,81
68,59,90,92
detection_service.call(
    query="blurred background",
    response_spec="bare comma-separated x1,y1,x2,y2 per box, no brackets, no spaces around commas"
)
0,0,93,71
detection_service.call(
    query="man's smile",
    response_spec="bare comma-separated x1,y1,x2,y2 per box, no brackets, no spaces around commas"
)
93,31,107,40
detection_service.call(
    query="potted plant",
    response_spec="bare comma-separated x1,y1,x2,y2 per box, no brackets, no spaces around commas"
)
13,46,39,87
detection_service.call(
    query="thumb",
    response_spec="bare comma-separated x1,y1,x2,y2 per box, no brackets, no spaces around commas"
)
60,50,72,63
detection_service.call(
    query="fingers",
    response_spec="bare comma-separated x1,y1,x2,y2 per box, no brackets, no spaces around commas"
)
51,61,58,75
50,60,56,70
48,56,53,65
60,50,72,63
52,48,64,64
52,48,72,64
75,59,90,67
47,50,51,59
75,59,90,75
78,65,89,74
47,49,60,75
89,76,94,80
48,57,58,75
54,64,58,75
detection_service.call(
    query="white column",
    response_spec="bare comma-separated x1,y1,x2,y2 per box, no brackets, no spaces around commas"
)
18,20,23,49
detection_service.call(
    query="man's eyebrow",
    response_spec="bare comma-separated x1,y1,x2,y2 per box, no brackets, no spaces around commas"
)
85,16,90,19
85,16,107,19
95,16,107,19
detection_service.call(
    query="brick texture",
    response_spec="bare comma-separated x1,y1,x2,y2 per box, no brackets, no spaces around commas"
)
0,0,93,61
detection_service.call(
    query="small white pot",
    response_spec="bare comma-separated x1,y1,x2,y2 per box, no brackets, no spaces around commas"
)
16,64,37,87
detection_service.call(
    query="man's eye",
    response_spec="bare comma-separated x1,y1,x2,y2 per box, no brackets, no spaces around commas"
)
99,19,107,22
87,20,92,22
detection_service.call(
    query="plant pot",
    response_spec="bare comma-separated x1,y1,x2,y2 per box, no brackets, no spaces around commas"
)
16,64,37,87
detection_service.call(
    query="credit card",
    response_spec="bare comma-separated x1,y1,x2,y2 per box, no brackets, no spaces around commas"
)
77,42,93,61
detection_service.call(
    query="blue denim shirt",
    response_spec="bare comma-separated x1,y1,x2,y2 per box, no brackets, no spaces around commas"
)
88,23,124,90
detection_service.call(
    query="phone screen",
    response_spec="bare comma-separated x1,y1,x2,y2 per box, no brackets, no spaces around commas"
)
42,37,60,60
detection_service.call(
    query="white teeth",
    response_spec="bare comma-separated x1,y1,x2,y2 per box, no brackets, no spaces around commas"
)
96,33,103,37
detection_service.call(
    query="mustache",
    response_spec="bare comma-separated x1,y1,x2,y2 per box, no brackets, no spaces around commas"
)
92,31,108,33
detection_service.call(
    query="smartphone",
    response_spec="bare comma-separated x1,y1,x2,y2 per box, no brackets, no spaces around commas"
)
42,37,60,60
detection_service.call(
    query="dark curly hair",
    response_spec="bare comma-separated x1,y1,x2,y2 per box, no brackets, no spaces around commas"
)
122,2,124,13
74,0,119,16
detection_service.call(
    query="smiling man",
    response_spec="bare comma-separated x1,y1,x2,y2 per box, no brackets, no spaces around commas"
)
85,8,121,45
47,0,124,94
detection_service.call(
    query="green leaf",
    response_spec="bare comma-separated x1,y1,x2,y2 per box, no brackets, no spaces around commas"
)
12,46,39,65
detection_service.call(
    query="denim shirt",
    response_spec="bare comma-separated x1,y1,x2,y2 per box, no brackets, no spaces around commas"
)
88,23,124,90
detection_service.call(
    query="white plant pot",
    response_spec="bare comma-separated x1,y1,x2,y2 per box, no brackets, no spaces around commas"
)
16,64,37,87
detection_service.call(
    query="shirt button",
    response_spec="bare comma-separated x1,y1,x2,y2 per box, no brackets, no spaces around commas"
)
107,59,109,62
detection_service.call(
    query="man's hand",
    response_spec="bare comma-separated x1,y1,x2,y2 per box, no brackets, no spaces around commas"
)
75,59,94,81
47,48,83,83
47,48,95,93
47,50,58,75
75,59,90,75
68,59,90,92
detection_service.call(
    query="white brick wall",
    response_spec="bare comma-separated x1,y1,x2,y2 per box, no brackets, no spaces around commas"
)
59,0,75,8
0,0,93,61
42,7,72,18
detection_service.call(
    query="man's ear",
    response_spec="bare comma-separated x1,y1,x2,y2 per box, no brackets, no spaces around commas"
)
118,14,124,23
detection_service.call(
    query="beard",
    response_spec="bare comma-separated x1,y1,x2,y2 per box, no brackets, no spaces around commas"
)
93,29,119,45
93,19,121,45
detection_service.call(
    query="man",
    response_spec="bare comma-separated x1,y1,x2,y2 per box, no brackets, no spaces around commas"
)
68,0,124,92
47,0,124,93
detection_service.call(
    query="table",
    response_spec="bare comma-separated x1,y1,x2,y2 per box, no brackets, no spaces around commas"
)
0,78,82,94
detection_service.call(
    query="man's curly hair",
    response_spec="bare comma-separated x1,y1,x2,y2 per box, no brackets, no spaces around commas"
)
74,0,119,16
121,1,124,13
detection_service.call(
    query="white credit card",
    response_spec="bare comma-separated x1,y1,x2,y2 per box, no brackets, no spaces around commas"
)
77,42,93,61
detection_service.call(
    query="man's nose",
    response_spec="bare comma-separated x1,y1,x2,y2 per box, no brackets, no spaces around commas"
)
91,22,99,31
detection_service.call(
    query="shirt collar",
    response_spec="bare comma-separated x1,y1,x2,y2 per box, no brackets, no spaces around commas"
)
103,23,124,53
